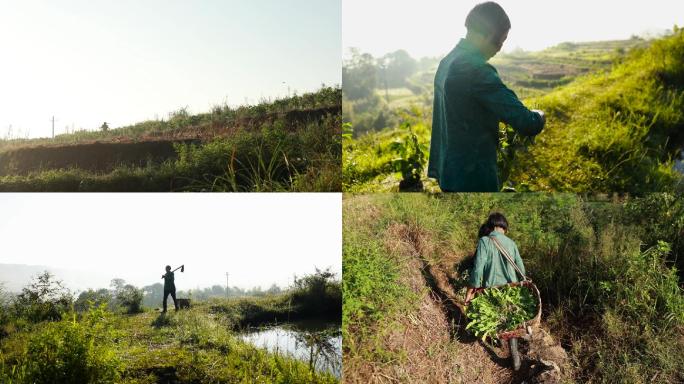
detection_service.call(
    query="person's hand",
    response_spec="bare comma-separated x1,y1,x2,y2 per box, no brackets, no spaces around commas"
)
465,288,475,305
532,109,546,126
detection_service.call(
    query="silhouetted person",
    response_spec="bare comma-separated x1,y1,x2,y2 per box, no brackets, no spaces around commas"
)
429,2,546,192
161,265,179,312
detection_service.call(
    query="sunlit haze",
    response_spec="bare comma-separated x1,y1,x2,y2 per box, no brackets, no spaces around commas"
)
0,0,341,138
0,194,341,293
343,0,683,59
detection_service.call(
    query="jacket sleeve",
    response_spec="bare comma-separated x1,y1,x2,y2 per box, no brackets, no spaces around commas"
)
513,243,526,278
472,64,545,137
469,238,488,288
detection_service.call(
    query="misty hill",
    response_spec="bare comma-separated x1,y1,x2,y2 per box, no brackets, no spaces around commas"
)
0,264,111,293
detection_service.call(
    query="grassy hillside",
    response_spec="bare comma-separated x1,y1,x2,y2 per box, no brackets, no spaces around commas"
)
343,32,684,193
343,193,684,383
0,87,341,192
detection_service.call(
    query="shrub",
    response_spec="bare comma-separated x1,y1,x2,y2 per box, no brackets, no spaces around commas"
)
115,285,143,314
291,268,342,318
12,272,72,323
74,289,113,313
23,310,121,384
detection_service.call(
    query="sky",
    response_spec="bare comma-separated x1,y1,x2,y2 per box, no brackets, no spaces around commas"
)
0,0,341,139
0,194,342,293
343,0,684,59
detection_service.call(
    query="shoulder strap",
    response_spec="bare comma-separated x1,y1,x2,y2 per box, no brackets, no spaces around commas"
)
489,235,527,281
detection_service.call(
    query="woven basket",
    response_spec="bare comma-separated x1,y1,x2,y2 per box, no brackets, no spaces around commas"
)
467,280,542,341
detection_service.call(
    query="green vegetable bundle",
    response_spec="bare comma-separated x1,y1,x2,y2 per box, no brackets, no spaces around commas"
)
465,285,537,341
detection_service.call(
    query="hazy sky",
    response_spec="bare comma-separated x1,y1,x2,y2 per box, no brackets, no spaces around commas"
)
343,0,684,59
0,0,341,138
0,194,341,292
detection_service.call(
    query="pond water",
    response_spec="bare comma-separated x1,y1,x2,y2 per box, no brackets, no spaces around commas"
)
239,319,342,378
675,150,684,174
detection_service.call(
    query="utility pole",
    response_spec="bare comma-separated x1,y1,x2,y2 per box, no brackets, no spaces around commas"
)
51,116,55,138
282,82,290,98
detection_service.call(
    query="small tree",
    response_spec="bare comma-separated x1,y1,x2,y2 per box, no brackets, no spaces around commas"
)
116,284,143,314
74,289,113,312
100,122,109,132
12,271,72,323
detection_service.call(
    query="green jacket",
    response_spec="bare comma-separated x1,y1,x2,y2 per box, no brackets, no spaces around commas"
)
163,272,175,291
428,38,544,192
469,231,526,288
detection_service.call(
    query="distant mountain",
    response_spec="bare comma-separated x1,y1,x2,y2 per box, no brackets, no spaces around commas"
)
0,264,112,293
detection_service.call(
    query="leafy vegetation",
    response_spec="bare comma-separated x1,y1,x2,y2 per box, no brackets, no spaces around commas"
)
0,87,341,192
210,269,342,327
343,193,684,383
465,285,537,341
343,32,684,192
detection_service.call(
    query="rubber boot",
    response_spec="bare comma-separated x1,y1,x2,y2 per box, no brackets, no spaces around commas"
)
510,337,521,371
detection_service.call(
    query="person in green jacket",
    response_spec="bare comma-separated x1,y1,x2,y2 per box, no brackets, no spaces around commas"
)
428,2,546,192
465,212,526,303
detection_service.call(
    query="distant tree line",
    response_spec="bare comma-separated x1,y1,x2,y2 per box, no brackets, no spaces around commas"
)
343,48,438,136
343,48,435,101
0,271,292,330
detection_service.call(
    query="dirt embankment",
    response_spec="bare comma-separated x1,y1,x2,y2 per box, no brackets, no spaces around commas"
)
352,223,570,384
0,139,196,176
0,106,340,176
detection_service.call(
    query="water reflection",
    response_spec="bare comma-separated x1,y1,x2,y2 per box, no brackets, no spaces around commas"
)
240,319,342,378
675,150,684,174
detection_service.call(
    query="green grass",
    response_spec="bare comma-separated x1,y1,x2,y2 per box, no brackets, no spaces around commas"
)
343,33,684,193
0,300,339,384
0,87,341,151
342,196,421,367
343,193,684,383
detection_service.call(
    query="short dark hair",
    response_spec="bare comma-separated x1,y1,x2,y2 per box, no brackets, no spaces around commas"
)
486,212,508,231
465,2,511,38
165,265,171,270
478,223,493,237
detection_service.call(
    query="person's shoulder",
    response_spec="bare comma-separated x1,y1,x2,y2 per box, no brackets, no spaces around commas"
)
474,63,501,82
500,234,517,245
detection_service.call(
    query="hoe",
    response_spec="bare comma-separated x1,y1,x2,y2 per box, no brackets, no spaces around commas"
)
171,264,185,273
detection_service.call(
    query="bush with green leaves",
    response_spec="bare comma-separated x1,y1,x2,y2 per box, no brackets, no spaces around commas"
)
291,268,342,318
74,289,114,313
1,304,122,384
12,272,73,323
115,285,143,314
390,123,426,191
466,285,537,341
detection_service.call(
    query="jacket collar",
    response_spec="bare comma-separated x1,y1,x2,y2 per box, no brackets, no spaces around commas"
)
457,38,486,63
